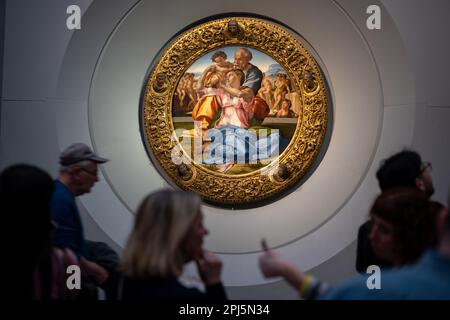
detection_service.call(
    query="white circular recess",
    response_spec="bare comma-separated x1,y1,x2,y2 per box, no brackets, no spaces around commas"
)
88,1,382,252
56,0,414,285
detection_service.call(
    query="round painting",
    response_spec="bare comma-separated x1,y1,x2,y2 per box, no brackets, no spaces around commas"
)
141,17,330,207
172,46,299,175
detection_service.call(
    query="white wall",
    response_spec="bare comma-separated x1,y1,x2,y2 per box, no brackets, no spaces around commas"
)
381,0,450,205
1,0,449,299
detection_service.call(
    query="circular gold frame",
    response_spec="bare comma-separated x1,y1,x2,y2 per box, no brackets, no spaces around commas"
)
142,17,329,207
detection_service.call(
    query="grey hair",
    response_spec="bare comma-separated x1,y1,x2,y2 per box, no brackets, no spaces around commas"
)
59,160,92,173
237,47,252,60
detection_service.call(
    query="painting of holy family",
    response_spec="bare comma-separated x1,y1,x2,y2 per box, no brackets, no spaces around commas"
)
172,46,301,174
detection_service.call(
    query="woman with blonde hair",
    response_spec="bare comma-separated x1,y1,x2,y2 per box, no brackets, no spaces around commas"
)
120,189,226,301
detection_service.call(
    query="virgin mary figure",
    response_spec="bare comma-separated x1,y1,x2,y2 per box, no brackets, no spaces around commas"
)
192,68,279,173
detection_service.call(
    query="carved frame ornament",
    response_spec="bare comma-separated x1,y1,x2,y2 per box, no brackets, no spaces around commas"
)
141,17,329,207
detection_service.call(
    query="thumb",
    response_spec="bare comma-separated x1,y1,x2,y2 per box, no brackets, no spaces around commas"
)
261,238,270,252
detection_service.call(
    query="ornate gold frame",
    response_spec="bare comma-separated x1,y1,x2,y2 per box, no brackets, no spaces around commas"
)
141,17,329,207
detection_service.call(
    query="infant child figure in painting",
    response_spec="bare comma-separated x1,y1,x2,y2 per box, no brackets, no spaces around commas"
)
198,51,233,94
210,51,234,82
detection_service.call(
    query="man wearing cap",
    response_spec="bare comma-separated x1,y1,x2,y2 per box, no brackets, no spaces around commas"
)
51,143,118,298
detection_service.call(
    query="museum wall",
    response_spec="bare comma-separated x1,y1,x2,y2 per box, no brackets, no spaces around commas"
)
1,0,449,299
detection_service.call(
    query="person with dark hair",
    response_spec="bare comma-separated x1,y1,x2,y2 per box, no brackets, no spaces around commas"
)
356,150,435,272
211,51,233,79
258,187,446,299
375,150,434,196
1,164,77,299
120,189,227,301
367,188,441,265
321,193,450,299
196,51,233,95
212,51,226,61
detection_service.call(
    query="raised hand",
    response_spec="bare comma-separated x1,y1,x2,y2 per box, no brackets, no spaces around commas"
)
259,238,286,278
259,238,307,289
196,251,223,286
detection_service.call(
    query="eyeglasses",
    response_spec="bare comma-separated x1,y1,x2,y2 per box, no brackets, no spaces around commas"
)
78,167,98,177
421,162,432,173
